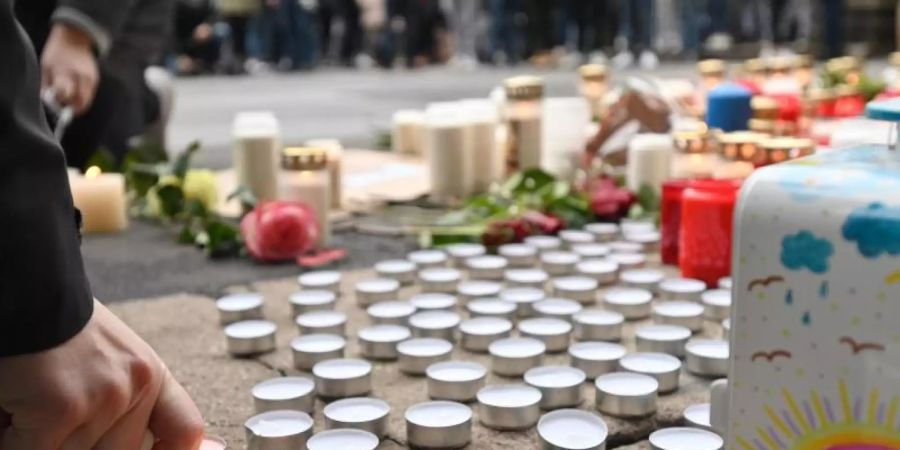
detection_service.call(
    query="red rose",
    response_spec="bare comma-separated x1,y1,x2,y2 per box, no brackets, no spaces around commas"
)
589,179,636,222
482,218,535,247
522,211,565,235
241,201,320,262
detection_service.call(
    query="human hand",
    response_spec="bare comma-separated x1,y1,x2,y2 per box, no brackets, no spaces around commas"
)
193,23,213,42
0,300,204,450
41,23,100,115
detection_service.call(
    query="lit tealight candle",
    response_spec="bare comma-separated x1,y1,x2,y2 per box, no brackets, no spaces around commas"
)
252,376,315,414
517,318,573,353
409,311,461,341
298,271,342,293
224,320,277,356
499,243,538,267
244,410,313,450
621,268,666,292
537,409,608,450
503,268,549,290
489,337,546,376
524,235,562,253
374,259,416,285
366,301,416,325
584,223,619,242
70,166,128,234
575,259,619,285
466,298,517,320
635,325,692,357
559,230,595,249
659,278,707,302
216,293,264,325
499,287,546,318
405,401,473,449
465,255,508,281
418,267,462,293
358,324,411,360
477,384,543,430
571,243,611,259
295,310,347,335
288,290,336,317
306,429,378,450
354,278,401,307
648,427,723,450
445,243,486,267
572,309,624,341
683,403,713,431
550,276,598,304
457,280,502,304
533,298,583,321
409,293,457,312
606,252,646,269
594,372,659,418
199,436,227,450
540,251,581,276
524,365,586,409
701,289,731,321
569,341,627,379
685,339,729,378
619,352,682,394
459,317,513,352
408,249,448,269
397,338,453,375
313,359,373,399
651,301,705,332
426,361,488,402
603,288,653,320
323,397,390,438
291,334,345,370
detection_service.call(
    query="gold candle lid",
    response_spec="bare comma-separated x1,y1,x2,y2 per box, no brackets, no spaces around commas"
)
794,54,814,69
807,87,835,101
743,58,769,75
751,96,778,112
769,56,793,73
698,59,726,76
761,137,814,150
748,118,775,133
504,75,545,100
825,56,861,73
834,84,860,97
579,64,608,82
282,147,328,171
717,131,768,145
891,52,900,67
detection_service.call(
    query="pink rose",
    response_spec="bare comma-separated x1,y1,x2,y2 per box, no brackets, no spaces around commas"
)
241,201,320,262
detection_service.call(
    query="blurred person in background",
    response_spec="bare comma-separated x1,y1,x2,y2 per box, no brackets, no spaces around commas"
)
612,0,658,69
259,0,318,70
374,0,405,67
557,0,610,65
216,0,260,73
680,0,731,59
523,0,557,67
319,0,363,66
404,0,448,67
823,0,844,58
173,0,221,75
448,0,482,69
487,0,521,65
15,0,175,168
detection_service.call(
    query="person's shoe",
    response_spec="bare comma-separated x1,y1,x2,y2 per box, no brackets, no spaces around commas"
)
704,33,733,53
588,50,608,65
638,50,659,70
612,50,634,69
759,41,776,58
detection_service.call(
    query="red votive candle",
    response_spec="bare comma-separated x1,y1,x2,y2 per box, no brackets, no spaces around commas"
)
679,179,743,287
661,180,691,266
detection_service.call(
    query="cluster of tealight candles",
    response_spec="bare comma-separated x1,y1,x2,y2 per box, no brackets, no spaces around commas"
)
216,219,734,450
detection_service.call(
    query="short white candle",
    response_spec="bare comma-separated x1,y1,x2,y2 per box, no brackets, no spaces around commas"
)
70,166,128,233
392,109,426,155
405,401,473,449
524,235,562,252
367,301,416,325
652,301,705,332
683,403,712,430
607,252,647,269
418,267,462,293
537,409,608,450
216,293,264,325
619,352,682,393
701,289,732,321
291,334,345,370
569,341,627,379
409,311,461,341
626,133,673,193
306,429,378,450
460,100,500,193
296,310,347,335
621,268,666,291
298,271,342,293
503,268,549,289
604,288,653,319
517,317,573,352
572,309,625,341
659,278,707,302
374,259,416,285
409,292,457,311
467,298,517,319
648,427,723,450
244,410,313,448
231,111,281,202
584,223,619,242
425,107,472,202
323,397,390,437
575,259,619,284
407,249,448,268
279,147,331,246
499,287,546,317
572,243,611,259
457,280,502,304
252,376,315,413
534,298,583,320
498,243,538,266
635,324,692,357
289,290,336,317
303,138,343,209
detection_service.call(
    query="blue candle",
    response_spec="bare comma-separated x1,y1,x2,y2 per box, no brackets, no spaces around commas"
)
706,83,753,132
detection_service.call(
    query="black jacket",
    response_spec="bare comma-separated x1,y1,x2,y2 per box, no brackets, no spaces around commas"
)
0,0,93,356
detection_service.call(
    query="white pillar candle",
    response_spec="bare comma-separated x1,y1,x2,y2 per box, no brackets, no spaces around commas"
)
459,100,500,193
541,97,590,178
648,427,723,450
391,110,426,155
537,409,608,450
626,133,673,194
304,138,343,210
425,105,472,202
503,76,544,174
306,429,378,450
70,166,128,234
323,397,390,438
232,111,281,202
279,147,331,246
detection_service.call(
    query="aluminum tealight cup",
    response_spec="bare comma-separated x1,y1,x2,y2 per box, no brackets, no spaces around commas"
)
288,290,336,317
489,337,546,377
408,249,448,269
559,230,595,249
418,267,462,293
569,341,627,380
635,325,692,357
397,338,453,375
374,259,416,285
717,277,732,290
252,376,315,414
524,365,586,409
291,334,346,370
504,268,549,290
499,243,538,267
619,352,682,394
575,259,619,285
594,372,658,418
466,298,517,320
550,276,598,304
649,427,723,450
701,289,732,321
295,310,347,336
477,384,543,430
465,255,508,281
306,429,379,450
525,235,562,253
445,243,486,267
518,318,573,353
620,268,666,293
298,271,342,293
499,287,545,318
624,230,661,251
659,278,706,302
313,359,373,399
225,320,277,356
584,223,619,242
651,301,705,332
609,241,643,254
405,401,473,449
685,339,729,378
357,324,411,360
541,251,581,277
216,293,264,325
603,288,653,320
323,397,390,438
534,298,583,321
537,409,608,450
366,300,416,325
606,252,646,269
409,292,457,312
459,317,513,352
426,361,487,402
354,278,401,307
620,220,655,235
683,403,713,431
409,310,461,341
457,280,502,305
244,410,313,450
573,309,624,341
571,243,610,260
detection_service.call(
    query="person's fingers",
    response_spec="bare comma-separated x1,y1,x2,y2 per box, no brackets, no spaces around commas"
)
49,73,76,109
0,423,70,450
57,376,134,450
92,394,156,450
148,371,204,450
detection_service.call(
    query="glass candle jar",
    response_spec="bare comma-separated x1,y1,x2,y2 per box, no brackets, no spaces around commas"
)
759,137,815,165
280,147,331,246
794,54,814,91
579,64,608,120
661,180,690,266
750,96,779,120
742,58,769,88
679,179,743,287
503,75,544,175
832,85,866,118
715,131,768,168
698,59,726,91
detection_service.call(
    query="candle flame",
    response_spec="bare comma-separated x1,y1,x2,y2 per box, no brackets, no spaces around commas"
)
85,166,102,179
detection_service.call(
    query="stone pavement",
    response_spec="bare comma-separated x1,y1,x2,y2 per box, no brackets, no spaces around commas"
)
109,263,723,449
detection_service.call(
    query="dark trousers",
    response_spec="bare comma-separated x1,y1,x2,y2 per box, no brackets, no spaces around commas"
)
822,0,844,58
523,0,555,56
617,0,654,53
488,0,521,62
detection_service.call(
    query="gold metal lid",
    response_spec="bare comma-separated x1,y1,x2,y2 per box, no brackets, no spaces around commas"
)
807,87,835,101
282,147,328,171
578,64,608,82
825,56,861,73
748,118,775,133
761,137,815,151
795,54,814,69
834,84,860,97
769,56,793,72
751,96,778,111
504,75,545,100
743,58,769,74
698,59,726,76
717,131,769,144
891,52,900,67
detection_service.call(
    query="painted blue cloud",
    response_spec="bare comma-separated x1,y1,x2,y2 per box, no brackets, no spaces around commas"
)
841,203,900,259
781,230,834,274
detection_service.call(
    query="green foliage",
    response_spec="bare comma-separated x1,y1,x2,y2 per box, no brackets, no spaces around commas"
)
155,184,185,218
628,183,661,225
84,148,117,172
227,186,258,211
374,131,392,151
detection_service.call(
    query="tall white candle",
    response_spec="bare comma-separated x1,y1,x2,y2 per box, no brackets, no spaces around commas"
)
304,139,343,210
392,110,426,155
232,111,281,202
425,104,472,202
70,166,128,234
459,99,499,194
279,147,331,246
626,134,673,194
504,76,544,174
542,97,590,178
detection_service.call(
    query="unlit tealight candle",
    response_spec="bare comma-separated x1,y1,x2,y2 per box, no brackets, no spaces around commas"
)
652,301,704,332
571,243,611,259
409,292,457,311
457,280,502,304
649,427,723,450
609,241,643,254
619,352,682,394
569,341,627,379
604,288,653,319
291,334,345,370
499,287,545,318
538,409,608,450
551,276,598,304
418,267,462,293
594,372,658,418
355,278,401,307
252,376,315,414
607,252,646,269
446,243,486,267
409,311,461,341
621,268,666,292
635,325,692,357
408,249,447,269
225,320,277,356
307,429,378,450
477,384,542,430
397,338,453,375
289,290,336,317
683,403,712,431
244,410,313,450
298,271,341,293
541,251,580,276
374,259,416,285
717,277,732,290
524,365,586,409
517,318,573,353
524,235,562,253
576,259,619,285
573,309,624,341
659,278,706,302
584,223,619,242
465,255,508,280
426,361,487,402
323,397,390,438
701,289,731,321
216,293,264,325
504,268,549,289
358,324,411,360
685,339,729,377
467,298,517,320
559,230,594,248
296,310,347,335
367,301,416,325
499,243,538,267
534,298,583,321
459,317,513,352
489,337,546,376
405,401,473,449
313,359,373,398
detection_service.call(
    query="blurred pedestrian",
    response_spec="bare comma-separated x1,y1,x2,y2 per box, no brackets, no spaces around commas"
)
404,0,447,67
173,0,221,75
487,0,521,65
448,0,482,68
612,0,658,69
319,0,363,66
217,0,261,73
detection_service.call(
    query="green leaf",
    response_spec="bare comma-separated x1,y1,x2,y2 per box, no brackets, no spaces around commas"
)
506,168,555,195
203,219,242,258
172,141,201,180
227,186,258,211
636,183,660,213
184,198,209,219
125,162,164,198
126,137,169,164
84,148,118,172
374,131,392,151
155,184,185,218
178,223,197,244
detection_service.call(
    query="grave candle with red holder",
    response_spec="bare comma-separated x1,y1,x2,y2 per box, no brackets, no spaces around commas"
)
678,179,743,286
660,179,690,266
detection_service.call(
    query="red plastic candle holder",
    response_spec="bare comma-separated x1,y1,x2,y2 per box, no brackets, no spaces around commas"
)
678,179,743,287
661,179,691,266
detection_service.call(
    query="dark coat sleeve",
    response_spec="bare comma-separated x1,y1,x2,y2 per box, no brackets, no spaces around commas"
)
0,0,94,357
